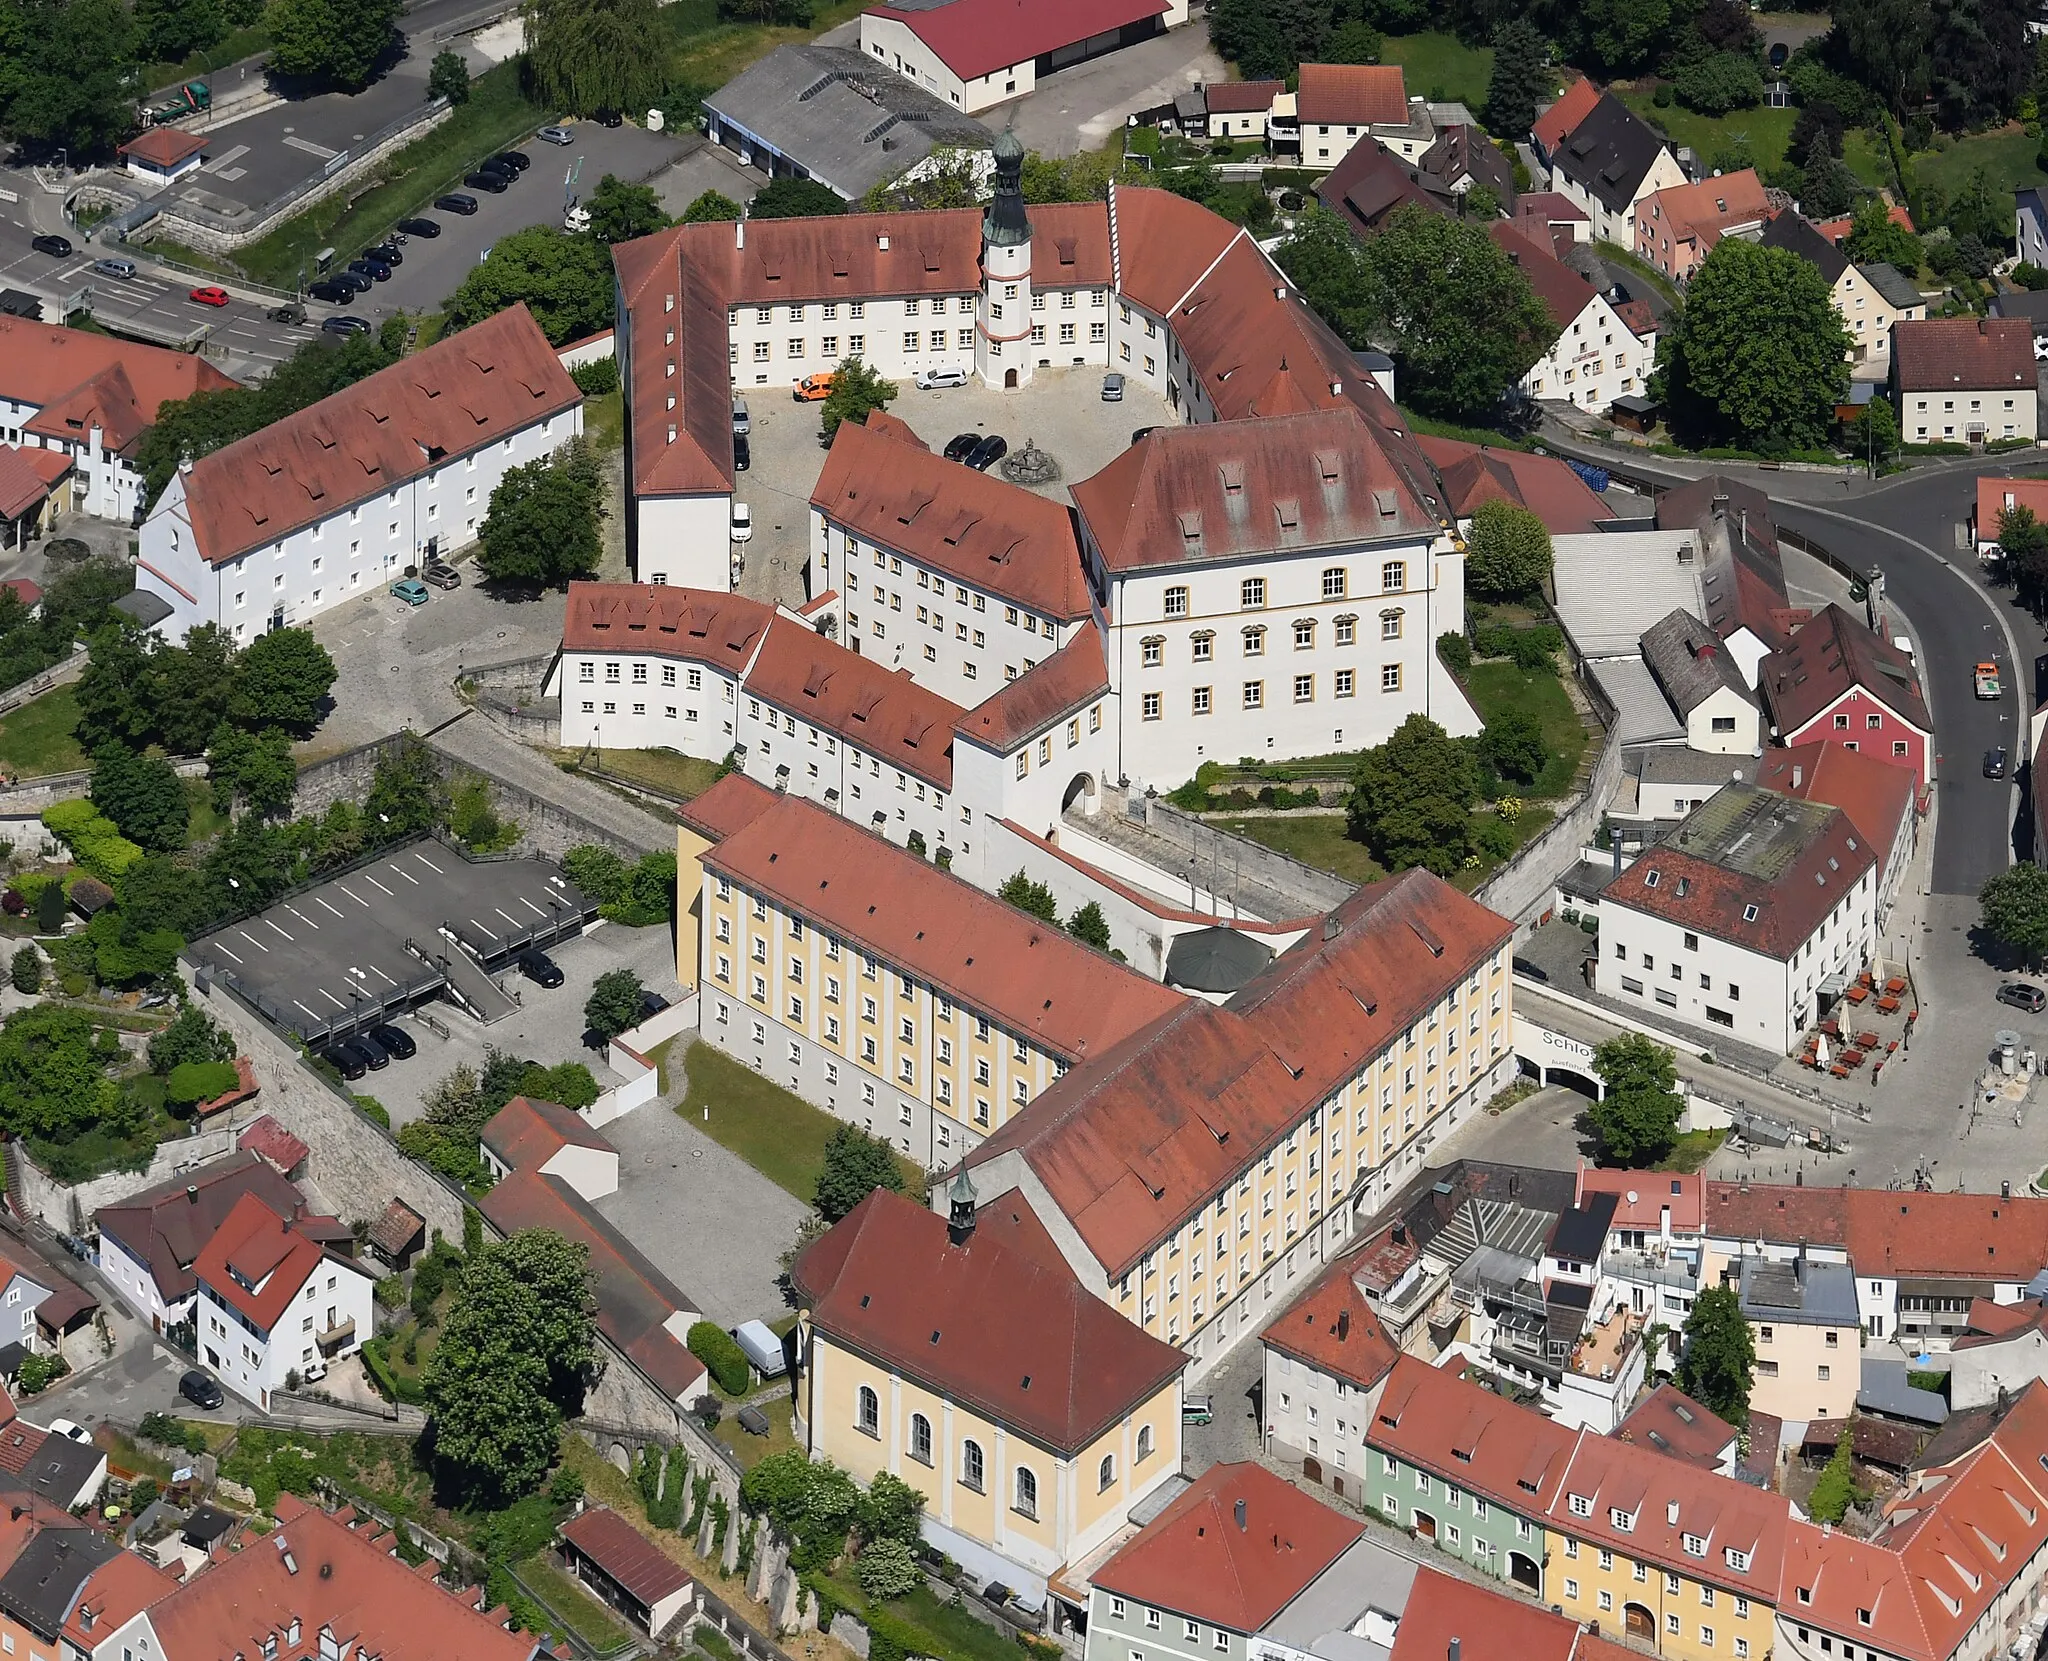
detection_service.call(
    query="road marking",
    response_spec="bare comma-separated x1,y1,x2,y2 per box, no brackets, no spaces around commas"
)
282,135,340,160
294,999,323,1020
285,903,319,930
211,943,244,964
388,862,420,885
364,874,394,895
266,918,294,941
215,167,247,182
317,895,345,917
413,850,444,874
236,929,268,953
208,144,250,169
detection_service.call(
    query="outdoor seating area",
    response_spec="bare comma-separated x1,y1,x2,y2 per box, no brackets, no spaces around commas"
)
1795,971,1917,1083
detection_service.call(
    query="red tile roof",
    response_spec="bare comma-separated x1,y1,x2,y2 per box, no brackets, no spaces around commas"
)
1878,1434,2048,1658
1257,1242,1400,1392
1574,1165,1702,1233
1613,1383,1736,1471
677,770,779,841
1704,1179,1849,1246
792,1188,1186,1454
1489,219,1602,333
966,872,1510,1277
1844,1188,2048,1281
701,790,1180,1059
1316,141,1445,237
236,1111,307,1175
810,414,1091,620
953,623,1108,755
179,305,580,567
1418,435,1615,535
1206,79,1283,113
1368,1354,1578,1510
1392,1568,1582,1661
742,616,962,789
0,447,71,519
1092,1463,1363,1630
1957,1296,2047,1344
1070,407,1437,574
96,1150,326,1307
558,1508,690,1607
194,1055,259,1120
148,1493,542,1661
1759,602,1931,735
1754,742,1916,861
561,583,772,672
482,1095,612,1172
1296,63,1410,127
1106,189,1245,320
1781,1522,1934,1661
0,316,233,433
867,0,1169,81
61,1549,178,1651
1531,77,1602,158
0,1423,48,1477
192,1191,346,1334
1891,317,2034,392
119,127,208,168
1637,170,1772,255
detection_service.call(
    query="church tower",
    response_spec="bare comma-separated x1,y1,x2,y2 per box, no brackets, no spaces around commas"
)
975,128,1033,390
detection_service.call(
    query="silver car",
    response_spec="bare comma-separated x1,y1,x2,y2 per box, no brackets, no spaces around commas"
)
1101,372,1125,402
538,125,573,145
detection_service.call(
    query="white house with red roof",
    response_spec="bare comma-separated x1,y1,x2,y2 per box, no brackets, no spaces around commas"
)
857,0,1188,114
1490,220,1656,411
193,1192,377,1410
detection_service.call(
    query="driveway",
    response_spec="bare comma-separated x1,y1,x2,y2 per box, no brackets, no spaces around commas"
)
1006,25,1225,156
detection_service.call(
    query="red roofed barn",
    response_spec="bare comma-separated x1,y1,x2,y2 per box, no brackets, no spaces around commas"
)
857,0,1189,114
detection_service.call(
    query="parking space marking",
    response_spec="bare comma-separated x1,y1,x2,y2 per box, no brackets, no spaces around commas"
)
363,874,394,895
265,918,294,941
316,895,346,918
282,135,340,159
208,144,251,170
211,941,244,965
285,903,320,930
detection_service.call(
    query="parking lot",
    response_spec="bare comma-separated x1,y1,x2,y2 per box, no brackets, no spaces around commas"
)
357,918,684,1126
735,362,1174,610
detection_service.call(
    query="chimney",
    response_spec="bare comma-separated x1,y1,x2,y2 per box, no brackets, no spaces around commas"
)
947,1165,978,1245
1323,914,1342,941
186,1184,198,1204
1791,765,1802,789
1338,1309,1351,1340
1668,1499,1680,1525
736,218,745,250
1796,1169,1804,1187
1712,493,1729,520
1449,1641,1461,1661
1234,1498,1247,1531
2005,1180,2014,1199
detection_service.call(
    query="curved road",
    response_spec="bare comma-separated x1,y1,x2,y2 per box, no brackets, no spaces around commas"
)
1544,433,2041,895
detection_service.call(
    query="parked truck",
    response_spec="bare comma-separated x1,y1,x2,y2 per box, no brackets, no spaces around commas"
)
1976,661,2003,700
145,80,209,126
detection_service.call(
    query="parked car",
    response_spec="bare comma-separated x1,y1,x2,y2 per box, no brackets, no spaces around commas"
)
391,577,429,606
733,433,750,471
914,365,970,389
943,432,980,462
1101,372,1125,402
92,257,137,279
396,216,442,238
516,950,564,988
308,278,356,303
48,1419,89,1443
267,302,305,324
492,150,531,173
1131,426,1161,445
420,560,461,589
346,257,391,283
730,501,753,542
435,193,480,215
731,397,750,436
365,241,403,266
594,108,623,127
537,124,574,145
639,990,672,1019
464,170,510,193
188,285,231,306
1998,982,2047,1013
322,1044,366,1080
966,434,1008,471
369,1023,417,1059
1986,746,2009,779
179,1369,224,1410
339,1038,386,1072
793,371,835,402
351,1030,394,1067
31,234,72,257
321,315,371,335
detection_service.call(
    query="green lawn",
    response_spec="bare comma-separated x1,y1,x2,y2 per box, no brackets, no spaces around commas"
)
676,1041,924,1203
1460,659,1588,798
1657,1127,1728,1173
1615,86,1798,174
710,1391,800,1470
515,1554,637,1649
1397,407,1534,450
1222,813,1387,884
0,686,86,777
560,745,726,802
1379,31,1494,111
184,778,230,846
583,389,625,455
820,1572,1027,1661
1911,125,2048,199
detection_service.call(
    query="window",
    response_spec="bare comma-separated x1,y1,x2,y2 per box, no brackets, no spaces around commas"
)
1137,1424,1154,1461
1382,561,1406,592
1293,619,1315,649
1191,685,1212,715
1015,1466,1039,1519
1322,567,1347,598
910,1413,933,1464
1192,631,1214,662
1243,626,1266,657
1099,1453,1117,1491
1242,578,1266,608
1143,690,1162,720
1294,674,1314,703
1164,586,1190,618
1244,681,1264,709
1141,636,1164,667
1335,668,1354,697
961,1440,985,1492
1381,664,1402,692
857,1386,879,1436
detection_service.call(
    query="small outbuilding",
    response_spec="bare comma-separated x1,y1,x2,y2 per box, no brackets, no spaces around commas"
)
118,127,209,185
558,1506,693,1638
365,1197,428,1270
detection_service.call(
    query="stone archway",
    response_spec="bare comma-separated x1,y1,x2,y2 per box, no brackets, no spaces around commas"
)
1625,1605,1655,1641
1062,771,1098,814
1509,1552,1539,1590
608,1441,631,1473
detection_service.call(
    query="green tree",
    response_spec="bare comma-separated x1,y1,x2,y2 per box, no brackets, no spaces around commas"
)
147,1002,233,1073
91,746,190,852
1981,863,2048,965
859,1471,926,1546
1479,708,1547,785
1358,206,1556,421
1018,149,1123,205
153,624,240,757
819,357,898,445
444,225,615,345
1346,714,1477,876
1068,901,1112,951
1587,1031,1684,1166
748,177,845,219
815,1123,907,1222
584,172,670,244
1485,19,1553,139
428,47,471,103
120,856,210,944
861,148,981,212
998,871,1060,925
268,0,401,86
0,1004,121,1140
1845,395,1898,475
231,627,337,734
1656,239,1849,452
134,0,225,64
1465,498,1554,598
1822,0,1931,116
74,625,157,754
364,732,446,841
523,0,666,114
475,443,604,588
1207,0,1331,79
1275,207,1374,348
1581,0,1674,72
1675,1283,1754,1426
0,0,140,158
1674,50,1764,112
1998,503,2048,617
9,946,40,995
856,1537,922,1600
681,189,743,223
1807,1420,1859,1522
584,967,644,1039
208,725,299,820
1325,17,1382,60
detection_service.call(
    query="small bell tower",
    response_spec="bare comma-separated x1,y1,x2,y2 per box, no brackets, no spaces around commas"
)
946,1165,979,1245
976,129,1033,390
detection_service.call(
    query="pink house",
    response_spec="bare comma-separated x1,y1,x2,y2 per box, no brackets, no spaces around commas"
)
1758,603,1932,791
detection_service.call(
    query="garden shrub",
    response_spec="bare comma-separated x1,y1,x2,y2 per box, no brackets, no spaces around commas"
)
165,1058,240,1107
41,800,143,881
688,1320,750,1394
1438,631,1472,673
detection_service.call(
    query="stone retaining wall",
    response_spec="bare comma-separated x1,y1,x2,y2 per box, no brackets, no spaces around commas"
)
12,1122,241,1236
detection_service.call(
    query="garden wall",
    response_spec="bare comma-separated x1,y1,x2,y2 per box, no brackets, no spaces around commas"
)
12,1121,242,1236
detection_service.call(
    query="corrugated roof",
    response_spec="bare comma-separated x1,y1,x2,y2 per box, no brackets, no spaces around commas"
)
559,1507,691,1606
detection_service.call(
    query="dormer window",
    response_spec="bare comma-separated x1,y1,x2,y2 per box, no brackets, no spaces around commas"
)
1644,870,1661,888
1569,1493,1592,1517
1858,1610,1873,1627
1610,1507,1634,1532
1683,1533,1706,1557
1729,1549,1751,1573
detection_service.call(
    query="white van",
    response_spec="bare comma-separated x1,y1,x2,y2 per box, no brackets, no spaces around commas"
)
914,365,970,390
731,397,750,436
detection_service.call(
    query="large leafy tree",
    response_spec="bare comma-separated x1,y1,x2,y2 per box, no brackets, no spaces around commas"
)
363,732,446,840
1929,0,2029,130
1357,207,1556,421
1655,239,1849,453
1465,499,1554,599
819,358,898,445
231,627,336,734
815,1124,907,1222
1484,18,1552,139
134,0,226,64
583,968,644,1040
1207,0,1330,79
154,624,240,758
1676,1284,1755,1426
1346,714,1478,876
428,47,471,103
0,0,139,158
1579,0,1674,73
584,172,670,245
524,0,666,115
749,177,845,220
1823,0,1932,115
74,625,160,754
681,189,743,223
444,226,615,346
1587,1032,1684,1166
268,0,401,87
1982,863,2048,966
90,746,189,853
0,1005,121,1140
207,725,299,819
1274,207,1374,349
475,441,604,588
1842,197,1923,272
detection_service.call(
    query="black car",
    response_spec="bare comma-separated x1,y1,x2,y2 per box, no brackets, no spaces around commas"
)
365,242,403,265
322,315,372,335
322,1044,367,1081
464,170,511,193
179,1369,225,1410
350,1031,395,1069
1987,746,2010,780
491,150,531,173
594,107,623,127
30,233,71,257
733,433,751,471
943,432,980,463
308,279,354,303
639,990,672,1019
346,257,392,283
397,216,442,238
436,193,480,215
517,949,565,988
1998,981,2048,1013
966,434,1008,471
370,1022,417,1059
268,302,306,324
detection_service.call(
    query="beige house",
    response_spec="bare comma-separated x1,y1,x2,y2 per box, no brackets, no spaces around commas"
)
791,1183,1186,1630
1759,214,1926,365
1739,1255,1860,1428
1891,317,2039,444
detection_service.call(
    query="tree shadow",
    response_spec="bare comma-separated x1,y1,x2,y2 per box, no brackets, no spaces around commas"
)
1966,921,2028,972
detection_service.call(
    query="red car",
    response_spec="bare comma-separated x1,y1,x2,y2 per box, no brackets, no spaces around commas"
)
188,285,230,307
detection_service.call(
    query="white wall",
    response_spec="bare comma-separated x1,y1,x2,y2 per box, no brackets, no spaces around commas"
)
857,13,1034,112
98,1230,184,1333
1522,292,1655,410
557,651,742,757
1897,383,2038,443
197,1253,377,1412
0,398,143,524
1685,686,1761,753
138,409,584,642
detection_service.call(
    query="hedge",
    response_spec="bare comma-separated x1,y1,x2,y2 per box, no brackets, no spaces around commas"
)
688,1320,751,1394
360,1337,425,1405
166,1059,240,1107
41,800,144,881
